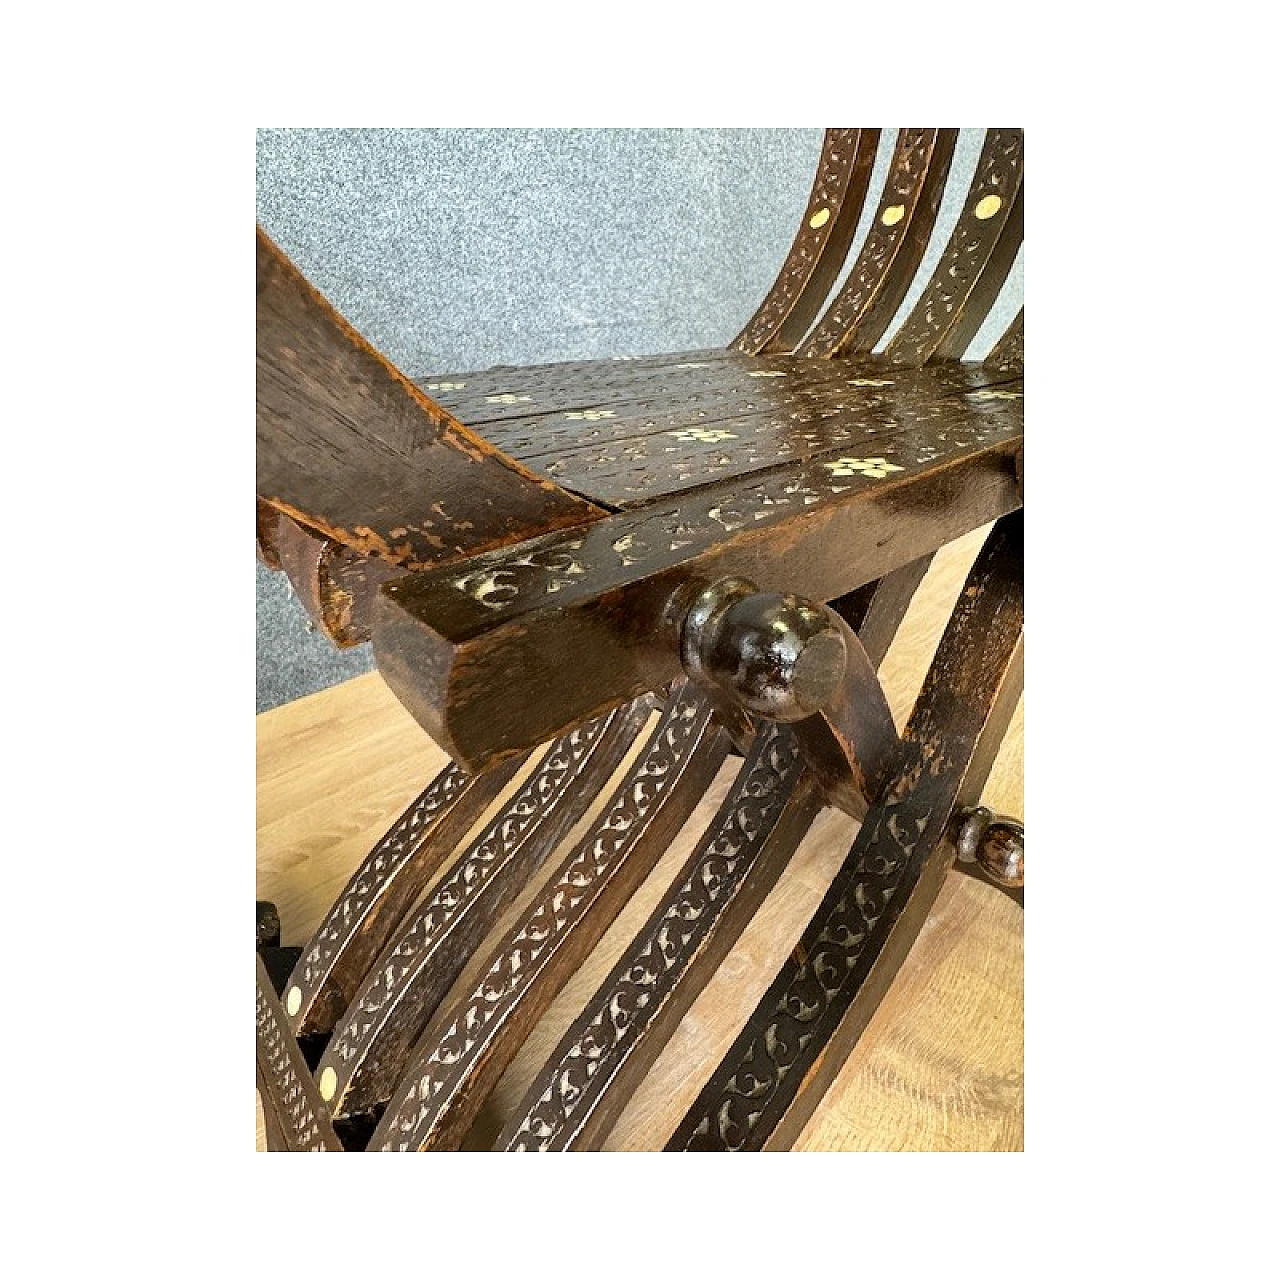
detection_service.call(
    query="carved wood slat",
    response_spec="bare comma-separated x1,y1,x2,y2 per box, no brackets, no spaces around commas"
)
667,510,1024,1151
256,227,605,571
372,391,1021,771
369,683,732,1150
733,129,882,355
255,955,343,1152
882,129,1024,367
316,695,656,1121
497,556,927,1149
500,725,823,1150
283,753,528,1039
797,128,960,359
477,353,1014,466
985,308,1025,373
522,366,1021,509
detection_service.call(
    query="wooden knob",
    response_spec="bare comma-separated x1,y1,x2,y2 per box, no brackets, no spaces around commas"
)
678,578,847,723
956,807,1024,888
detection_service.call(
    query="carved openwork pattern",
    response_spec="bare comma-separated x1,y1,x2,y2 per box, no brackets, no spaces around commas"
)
322,709,622,1076
372,686,717,1150
885,128,1024,366
504,725,806,1150
800,129,948,357
735,129,868,355
256,980,337,1151
292,764,470,999
671,769,927,1150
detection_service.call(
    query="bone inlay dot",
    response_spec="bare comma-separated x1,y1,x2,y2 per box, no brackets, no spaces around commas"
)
318,1067,338,1101
809,208,831,229
285,986,302,1017
975,194,1003,220
881,204,905,226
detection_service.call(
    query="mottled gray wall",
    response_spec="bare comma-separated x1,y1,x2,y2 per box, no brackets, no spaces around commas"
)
256,128,1021,712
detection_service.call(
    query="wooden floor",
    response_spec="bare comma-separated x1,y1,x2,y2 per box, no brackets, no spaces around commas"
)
256,526,1023,1151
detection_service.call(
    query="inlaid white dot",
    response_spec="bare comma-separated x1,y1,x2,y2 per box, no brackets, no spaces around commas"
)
285,986,302,1017
809,208,831,229
881,204,905,226
975,194,1003,220
318,1067,338,1101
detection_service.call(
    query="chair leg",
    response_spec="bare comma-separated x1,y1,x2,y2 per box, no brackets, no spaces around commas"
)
667,510,1023,1150
369,682,731,1151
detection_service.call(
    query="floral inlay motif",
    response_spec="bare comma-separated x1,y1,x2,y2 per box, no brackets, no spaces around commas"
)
668,428,738,444
485,393,531,404
565,410,616,421
423,381,465,391
823,456,904,479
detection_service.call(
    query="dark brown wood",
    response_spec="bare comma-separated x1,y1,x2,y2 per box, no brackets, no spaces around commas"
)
733,129,882,355
256,227,605,571
985,308,1025,373
883,129,1024,367
368,683,731,1150
372,392,1021,771
798,128,960,358
255,954,343,1152
667,510,1023,1150
316,695,656,1121
790,612,899,819
283,754,529,1038
255,128,1025,1152
256,498,283,569
829,553,935,665
256,901,281,951
500,724,824,1150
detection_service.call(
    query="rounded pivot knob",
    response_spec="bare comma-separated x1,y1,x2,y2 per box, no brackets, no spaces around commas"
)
678,577,848,723
956,807,1025,889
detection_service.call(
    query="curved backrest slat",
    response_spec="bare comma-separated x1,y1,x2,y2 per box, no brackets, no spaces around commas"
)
732,129,881,355
797,128,960,359
881,128,1024,368
984,307,1024,372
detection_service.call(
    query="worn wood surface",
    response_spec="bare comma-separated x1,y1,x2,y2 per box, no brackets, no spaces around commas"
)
669,513,1023,1149
373,391,1021,770
256,525,1022,1151
256,228,604,570
733,128,882,355
883,128,1024,367
798,128,960,358
318,696,655,1121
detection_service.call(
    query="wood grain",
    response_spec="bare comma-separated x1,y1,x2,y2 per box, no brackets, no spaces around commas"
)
256,525,1022,1151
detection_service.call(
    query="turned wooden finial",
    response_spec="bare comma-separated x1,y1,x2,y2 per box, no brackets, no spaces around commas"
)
677,577,848,723
956,806,1024,888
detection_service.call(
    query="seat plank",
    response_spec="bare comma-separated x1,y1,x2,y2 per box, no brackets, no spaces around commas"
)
372,394,1021,769
257,228,605,570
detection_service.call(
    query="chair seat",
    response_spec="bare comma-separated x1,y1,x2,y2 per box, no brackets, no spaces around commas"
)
415,349,1022,509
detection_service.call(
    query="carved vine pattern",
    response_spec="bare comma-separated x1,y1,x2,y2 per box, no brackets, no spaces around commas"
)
447,394,1021,610
504,724,805,1149
800,129,945,357
885,128,1024,366
321,708,622,1081
256,980,337,1151
372,685,717,1150
735,129,866,355
672,761,934,1150
292,764,470,1000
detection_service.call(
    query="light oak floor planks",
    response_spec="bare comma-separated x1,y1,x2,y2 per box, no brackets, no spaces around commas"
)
256,525,1023,1151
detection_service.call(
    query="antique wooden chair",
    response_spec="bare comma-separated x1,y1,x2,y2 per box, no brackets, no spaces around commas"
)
255,127,1024,1151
